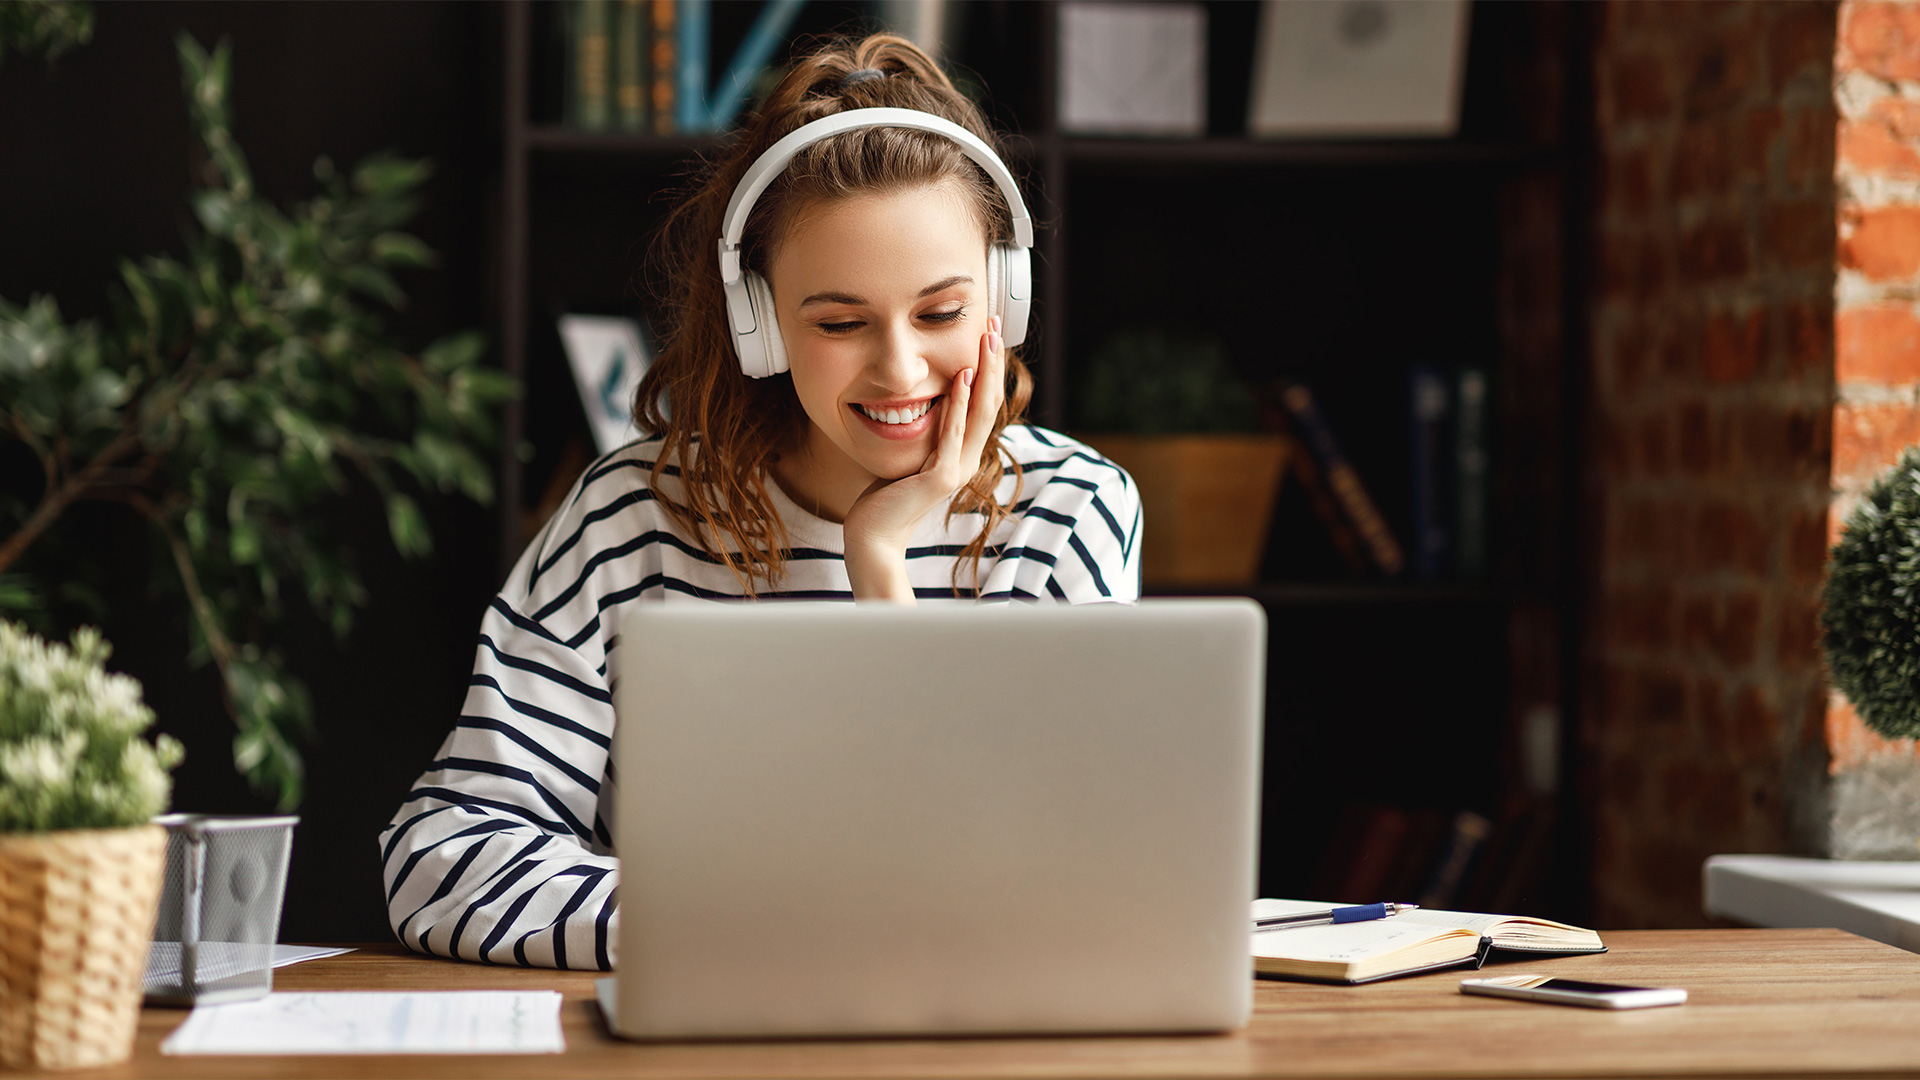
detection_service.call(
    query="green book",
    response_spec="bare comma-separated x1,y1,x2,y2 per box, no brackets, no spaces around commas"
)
615,0,648,133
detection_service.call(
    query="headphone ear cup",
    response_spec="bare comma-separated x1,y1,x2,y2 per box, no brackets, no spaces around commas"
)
742,271,788,377
986,245,1002,321
996,244,1031,348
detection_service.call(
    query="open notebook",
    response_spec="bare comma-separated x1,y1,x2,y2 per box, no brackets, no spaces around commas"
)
1251,899,1605,984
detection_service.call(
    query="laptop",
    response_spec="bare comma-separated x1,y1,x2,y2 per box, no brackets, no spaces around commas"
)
596,598,1264,1039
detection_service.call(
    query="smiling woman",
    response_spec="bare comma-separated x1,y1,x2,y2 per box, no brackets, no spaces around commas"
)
378,32,1142,969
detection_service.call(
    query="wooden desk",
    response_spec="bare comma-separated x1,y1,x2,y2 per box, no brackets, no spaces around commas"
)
44,929,1920,1078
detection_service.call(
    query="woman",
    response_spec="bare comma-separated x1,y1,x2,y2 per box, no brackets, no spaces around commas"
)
380,32,1141,969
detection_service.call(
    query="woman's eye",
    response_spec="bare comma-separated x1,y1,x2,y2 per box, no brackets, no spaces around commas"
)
818,321,863,334
922,307,966,325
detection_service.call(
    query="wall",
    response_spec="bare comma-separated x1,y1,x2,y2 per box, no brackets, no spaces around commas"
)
1826,0,1920,856
1582,0,1838,928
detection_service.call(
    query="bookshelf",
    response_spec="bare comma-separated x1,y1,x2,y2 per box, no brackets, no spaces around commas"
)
491,0,1584,915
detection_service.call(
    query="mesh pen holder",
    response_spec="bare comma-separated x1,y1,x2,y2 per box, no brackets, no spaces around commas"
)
142,814,298,1005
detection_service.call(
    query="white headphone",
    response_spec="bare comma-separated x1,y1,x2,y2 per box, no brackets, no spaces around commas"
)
716,107,1035,379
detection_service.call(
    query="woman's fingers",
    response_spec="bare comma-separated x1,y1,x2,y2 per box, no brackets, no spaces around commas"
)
957,316,1004,474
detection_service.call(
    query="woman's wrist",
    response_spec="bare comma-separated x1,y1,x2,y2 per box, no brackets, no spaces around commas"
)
844,537,916,604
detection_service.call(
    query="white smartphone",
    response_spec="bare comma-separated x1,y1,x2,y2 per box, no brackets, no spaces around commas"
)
1459,975,1687,1009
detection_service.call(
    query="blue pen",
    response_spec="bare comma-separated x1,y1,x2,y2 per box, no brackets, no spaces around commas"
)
1253,902,1417,931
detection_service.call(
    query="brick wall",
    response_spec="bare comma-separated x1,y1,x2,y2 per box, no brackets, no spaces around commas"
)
1583,1,1837,928
1825,1,1920,855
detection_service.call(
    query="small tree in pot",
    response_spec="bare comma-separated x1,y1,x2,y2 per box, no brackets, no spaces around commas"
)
1824,445,1920,740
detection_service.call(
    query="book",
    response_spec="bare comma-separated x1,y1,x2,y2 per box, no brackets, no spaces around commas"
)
649,0,676,134
704,0,807,131
676,0,710,133
1273,380,1405,575
1250,898,1604,985
614,0,649,133
1453,366,1490,579
572,0,613,131
1408,363,1451,580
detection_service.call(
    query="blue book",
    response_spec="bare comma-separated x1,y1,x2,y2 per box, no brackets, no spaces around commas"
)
676,0,709,133
1408,364,1452,581
1453,367,1490,580
706,0,807,131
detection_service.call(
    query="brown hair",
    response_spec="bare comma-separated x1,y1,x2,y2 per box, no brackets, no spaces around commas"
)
634,32,1033,597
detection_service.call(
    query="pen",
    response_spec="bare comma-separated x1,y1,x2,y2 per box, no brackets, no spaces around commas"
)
1253,902,1418,930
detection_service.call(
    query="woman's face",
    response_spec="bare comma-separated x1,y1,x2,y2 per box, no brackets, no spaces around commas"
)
766,181,990,505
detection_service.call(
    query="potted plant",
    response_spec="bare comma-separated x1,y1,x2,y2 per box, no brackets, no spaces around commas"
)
1074,328,1287,586
0,621,182,1070
1824,445,1920,741
0,30,514,809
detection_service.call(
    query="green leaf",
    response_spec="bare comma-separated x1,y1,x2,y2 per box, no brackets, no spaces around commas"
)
351,154,432,198
370,232,435,268
385,493,430,559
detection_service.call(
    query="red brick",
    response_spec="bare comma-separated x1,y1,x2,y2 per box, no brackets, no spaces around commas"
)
1776,587,1824,667
1839,1,1920,82
1837,302,1920,383
1788,507,1833,582
1771,2,1839,94
1781,295,1835,375
1684,15,1768,120
1607,146,1659,218
1704,308,1765,382
1839,116,1920,177
1832,399,1920,485
1762,198,1835,271
1739,105,1785,177
1604,50,1677,127
1640,413,1673,474
1719,590,1763,669
1828,695,1920,772
1839,204,1920,280
1674,122,1734,201
1784,102,1840,189
1680,217,1753,281
1679,401,1712,473
1734,685,1784,766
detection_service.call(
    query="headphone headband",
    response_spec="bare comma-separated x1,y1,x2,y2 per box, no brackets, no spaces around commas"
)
716,107,1034,287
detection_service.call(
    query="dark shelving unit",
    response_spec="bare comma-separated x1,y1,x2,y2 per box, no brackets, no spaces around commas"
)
490,0,1583,914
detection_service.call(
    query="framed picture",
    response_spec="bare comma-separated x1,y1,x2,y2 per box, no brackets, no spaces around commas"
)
1058,2,1207,137
556,314,651,455
1248,0,1470,138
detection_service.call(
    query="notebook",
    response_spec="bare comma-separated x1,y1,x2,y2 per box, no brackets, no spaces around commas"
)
596,599,1265,1039
1250,899,1606,984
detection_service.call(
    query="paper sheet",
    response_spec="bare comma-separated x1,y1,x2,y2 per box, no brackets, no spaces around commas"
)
145,943,355,986
160,991,566,1055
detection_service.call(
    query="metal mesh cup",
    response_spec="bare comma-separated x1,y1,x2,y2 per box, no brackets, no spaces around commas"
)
142,815,298,1005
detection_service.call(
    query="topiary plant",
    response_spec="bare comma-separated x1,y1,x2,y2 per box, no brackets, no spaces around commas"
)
1076,327,1261,435
1823,444,1920,738
0,33,515,810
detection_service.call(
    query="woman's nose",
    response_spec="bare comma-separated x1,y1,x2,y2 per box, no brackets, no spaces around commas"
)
869,319,930,391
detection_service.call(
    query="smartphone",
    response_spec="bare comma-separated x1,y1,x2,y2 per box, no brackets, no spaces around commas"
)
1459,975,1687,1009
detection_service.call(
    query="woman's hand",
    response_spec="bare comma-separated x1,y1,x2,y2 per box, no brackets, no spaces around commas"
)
842,316,1006,603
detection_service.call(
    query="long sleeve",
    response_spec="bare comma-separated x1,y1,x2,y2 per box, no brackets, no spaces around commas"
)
379,513,625,969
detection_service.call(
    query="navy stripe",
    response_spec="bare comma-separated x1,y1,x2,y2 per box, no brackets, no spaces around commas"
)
454,715,602,796
429,757,593,841
1047,576,1069,600
382,804,457,866
399,829,545,941
1067,532,1112,598
388,818,521,904
468,674,612,749
404,786,572,836
512,866,611,969
530,488,660,591
477,634,609,704
446,853,545,962
488,597,567,648
594,891,615,970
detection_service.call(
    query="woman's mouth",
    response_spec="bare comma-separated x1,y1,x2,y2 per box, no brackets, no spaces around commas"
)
850,397,941,440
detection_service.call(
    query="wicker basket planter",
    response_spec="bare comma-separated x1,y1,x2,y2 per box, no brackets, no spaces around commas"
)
0,825,167,1070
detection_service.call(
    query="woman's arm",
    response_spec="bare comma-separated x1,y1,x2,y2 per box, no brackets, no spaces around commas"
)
378,598,621,970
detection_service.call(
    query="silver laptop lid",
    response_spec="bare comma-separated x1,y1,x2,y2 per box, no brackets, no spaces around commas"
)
607,599,1264,1038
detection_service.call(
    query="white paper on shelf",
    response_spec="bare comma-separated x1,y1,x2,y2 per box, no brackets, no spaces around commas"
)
160,990,566,1055
145,943,355,985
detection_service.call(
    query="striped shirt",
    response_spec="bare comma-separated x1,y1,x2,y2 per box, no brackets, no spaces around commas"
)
378,425,1141,968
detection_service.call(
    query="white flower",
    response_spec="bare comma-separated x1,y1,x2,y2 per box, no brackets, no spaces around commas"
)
0,735,76,792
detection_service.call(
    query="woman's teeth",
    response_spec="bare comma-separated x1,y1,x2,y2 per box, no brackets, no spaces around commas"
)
858,400,934,425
